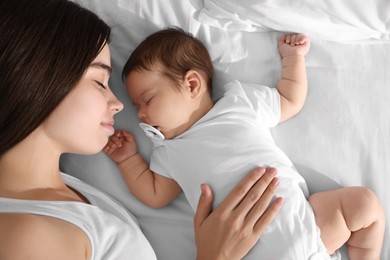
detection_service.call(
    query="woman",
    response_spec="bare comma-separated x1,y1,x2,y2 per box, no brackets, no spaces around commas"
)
0,0,282,259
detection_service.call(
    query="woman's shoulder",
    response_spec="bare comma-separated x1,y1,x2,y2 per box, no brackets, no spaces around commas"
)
0,212,91,259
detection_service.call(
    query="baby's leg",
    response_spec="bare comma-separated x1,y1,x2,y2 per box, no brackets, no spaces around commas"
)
308,187,385,260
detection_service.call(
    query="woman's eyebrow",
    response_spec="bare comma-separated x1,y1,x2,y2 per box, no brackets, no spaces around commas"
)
90,62,112,76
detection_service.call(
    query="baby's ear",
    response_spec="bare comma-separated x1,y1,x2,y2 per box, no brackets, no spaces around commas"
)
184,70,205,98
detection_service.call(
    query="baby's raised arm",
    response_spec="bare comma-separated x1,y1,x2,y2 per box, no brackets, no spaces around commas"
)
277,33,310,122
103,130,181,208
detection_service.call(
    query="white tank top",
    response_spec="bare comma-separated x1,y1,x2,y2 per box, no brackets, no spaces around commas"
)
0,173,156,260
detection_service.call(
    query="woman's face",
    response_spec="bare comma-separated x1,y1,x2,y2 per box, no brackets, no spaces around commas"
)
42,44,123,154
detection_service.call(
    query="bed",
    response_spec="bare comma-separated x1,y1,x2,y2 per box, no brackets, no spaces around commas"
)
62,0,390,259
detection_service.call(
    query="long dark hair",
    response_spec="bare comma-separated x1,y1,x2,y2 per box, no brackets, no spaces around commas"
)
0,0,111,156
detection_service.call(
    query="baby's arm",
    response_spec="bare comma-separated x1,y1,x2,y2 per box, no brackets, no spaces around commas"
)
277,33,310,122
103,130,182,208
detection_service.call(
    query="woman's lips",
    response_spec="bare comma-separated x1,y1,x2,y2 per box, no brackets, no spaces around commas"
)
101,121,115,134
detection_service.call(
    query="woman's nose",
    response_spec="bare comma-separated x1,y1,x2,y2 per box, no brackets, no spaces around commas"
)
109,93,124,114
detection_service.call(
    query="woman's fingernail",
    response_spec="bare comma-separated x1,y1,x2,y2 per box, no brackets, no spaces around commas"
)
269,168,277,177
257,167,266,174
276,197,283,205
272,177,280,186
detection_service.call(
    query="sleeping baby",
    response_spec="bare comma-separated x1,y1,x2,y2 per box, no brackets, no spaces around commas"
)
104,27,385,259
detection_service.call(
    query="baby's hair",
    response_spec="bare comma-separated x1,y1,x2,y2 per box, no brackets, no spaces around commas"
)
122,27,214,94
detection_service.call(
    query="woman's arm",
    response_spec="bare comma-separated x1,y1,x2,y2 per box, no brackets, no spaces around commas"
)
194,167,282,260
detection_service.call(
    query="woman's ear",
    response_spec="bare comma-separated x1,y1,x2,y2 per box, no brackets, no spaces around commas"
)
184,70,205,98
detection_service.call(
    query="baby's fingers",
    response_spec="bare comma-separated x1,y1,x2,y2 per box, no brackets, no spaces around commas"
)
279,34,287,44
284,33,309,46
102,145,110,153
103,141,116,155
111,135,124,147
289,34,297,46
121,130,136,143
285,34,291,44
104,138,115,149
296,34,309,45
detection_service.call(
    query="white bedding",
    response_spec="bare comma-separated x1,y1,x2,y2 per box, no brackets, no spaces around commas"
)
62,1,390,259
196,0,390,42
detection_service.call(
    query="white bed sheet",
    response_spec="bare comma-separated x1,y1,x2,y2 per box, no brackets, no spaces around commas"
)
62,1,390,259
196,0,390,42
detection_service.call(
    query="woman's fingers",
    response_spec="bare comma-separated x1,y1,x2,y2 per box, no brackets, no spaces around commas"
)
234,167,278,214
193,167,283,259
194,184,214,228
254,195,283,235
244,174,280,227
216,167,267,212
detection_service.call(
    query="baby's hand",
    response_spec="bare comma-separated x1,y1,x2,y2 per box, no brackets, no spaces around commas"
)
103,130,138,164
278,33,310,58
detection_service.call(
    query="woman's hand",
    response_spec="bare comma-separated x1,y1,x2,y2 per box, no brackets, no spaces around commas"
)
194,167,282,260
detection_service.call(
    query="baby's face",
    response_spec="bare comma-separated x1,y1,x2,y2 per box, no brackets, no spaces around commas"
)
126,68,197,139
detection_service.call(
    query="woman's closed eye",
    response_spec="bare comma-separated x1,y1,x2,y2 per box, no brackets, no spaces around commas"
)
94,80,107,89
